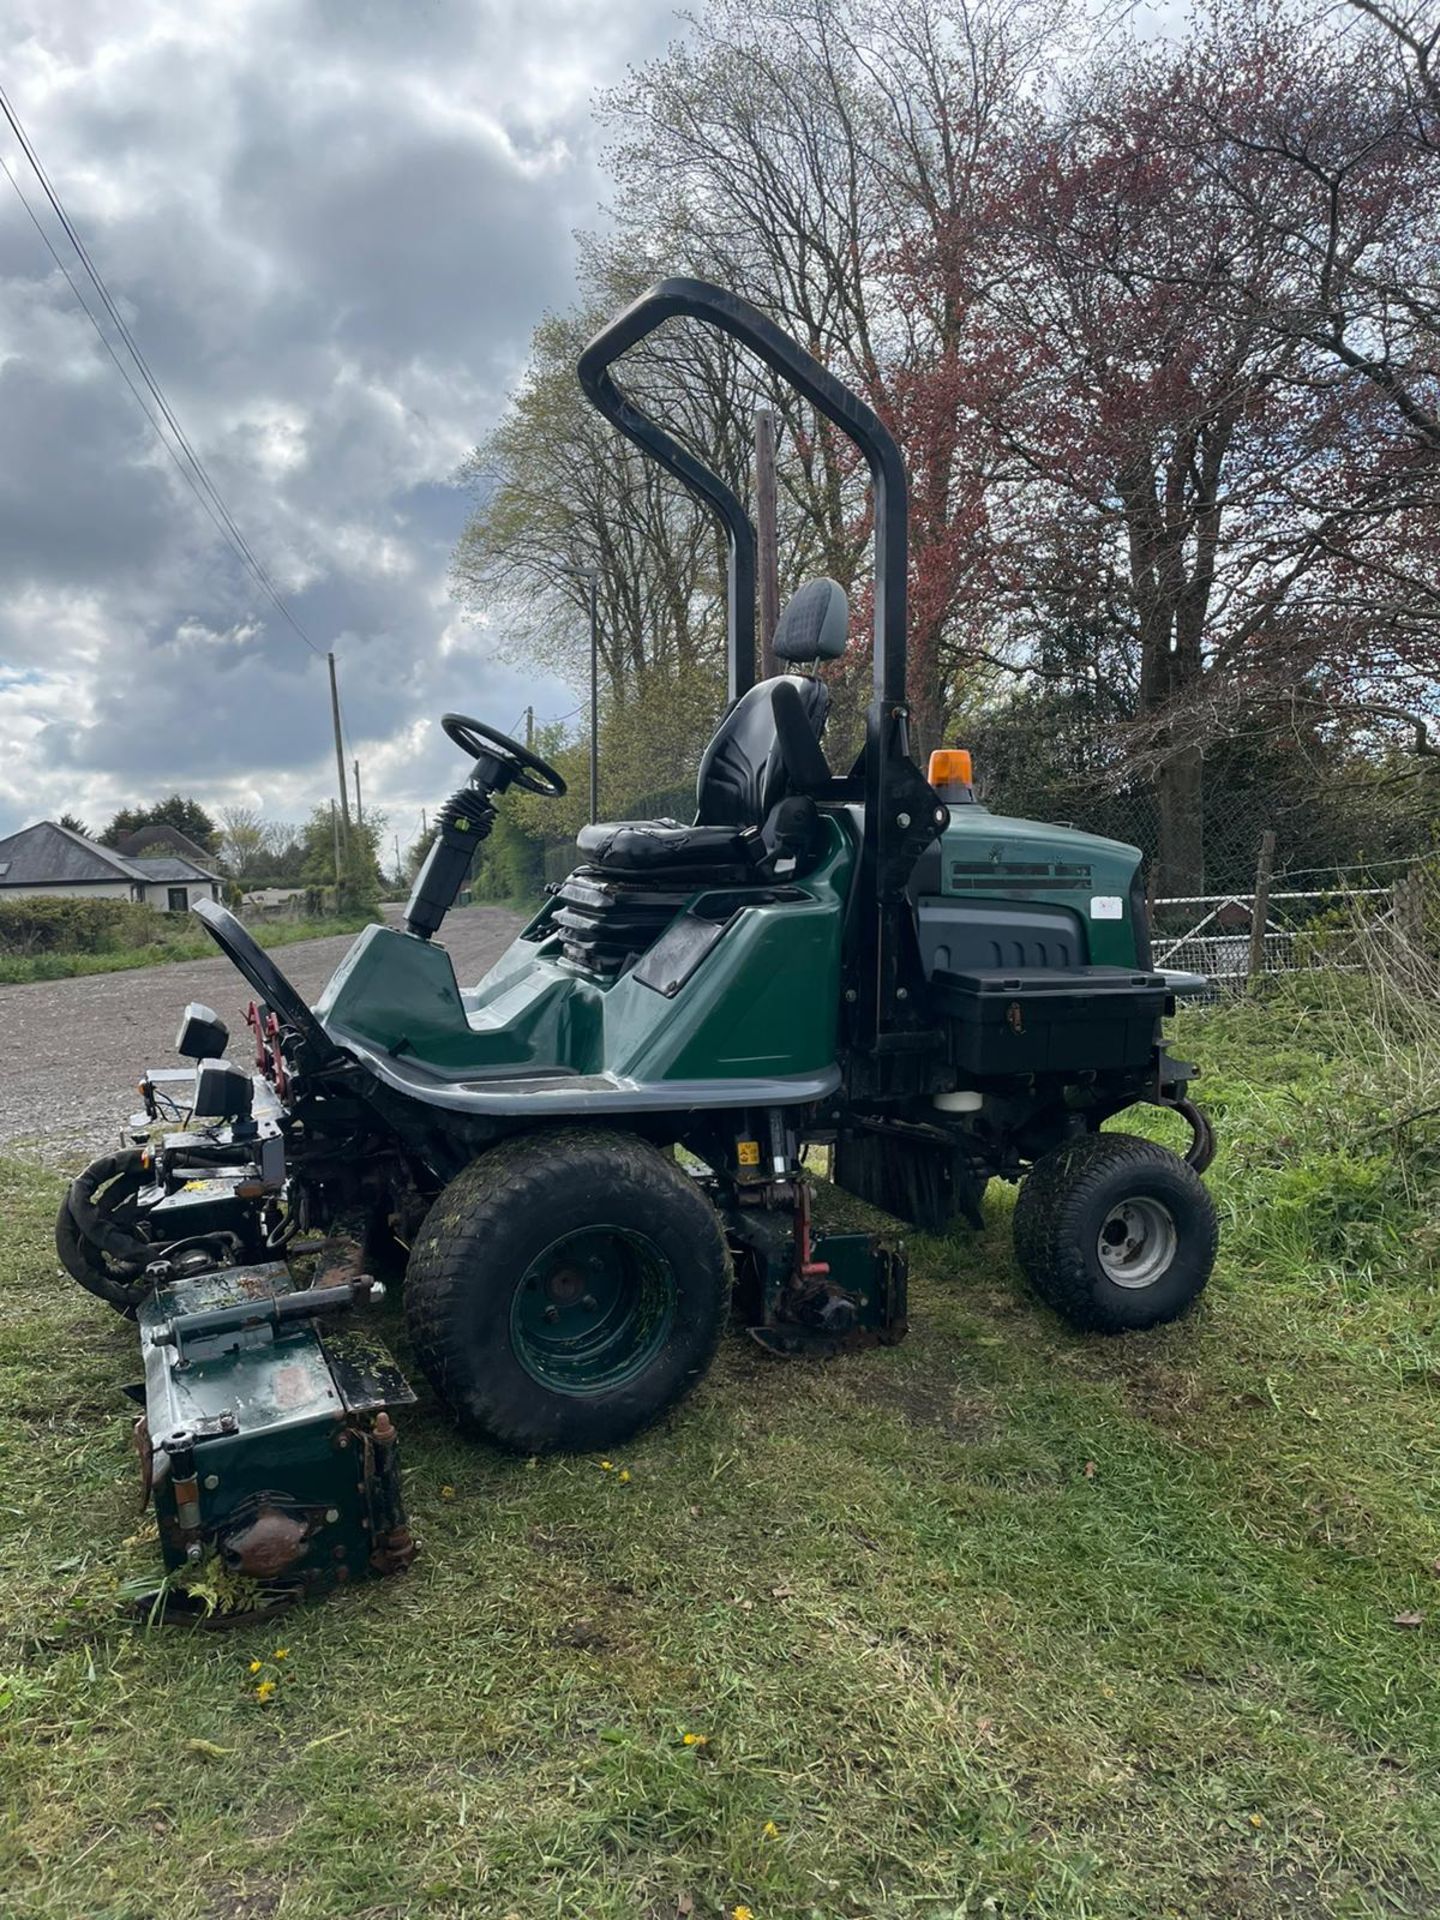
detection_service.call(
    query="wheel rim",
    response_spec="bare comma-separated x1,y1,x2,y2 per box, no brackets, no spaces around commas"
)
1096,1196,1178,1289
510,1226,676,1394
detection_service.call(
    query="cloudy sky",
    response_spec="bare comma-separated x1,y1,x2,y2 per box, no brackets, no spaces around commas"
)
0,0,684,852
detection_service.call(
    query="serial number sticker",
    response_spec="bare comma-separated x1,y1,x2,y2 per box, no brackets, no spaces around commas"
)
1091,895,1124,920
736,1140,761,1166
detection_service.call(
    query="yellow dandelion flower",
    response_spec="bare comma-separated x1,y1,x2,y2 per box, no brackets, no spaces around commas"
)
441,1485,456,1500
682,1732,708,1747
599,1459,614,1472
733,1907,755,1920
1249,1812,1265,1829
273,1648,289,1660
761,1821,779,1839
254,1679,277,1704
617,1469,631,1484
248,1659,262,1674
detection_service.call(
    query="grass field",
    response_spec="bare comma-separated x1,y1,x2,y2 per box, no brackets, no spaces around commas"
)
4,982,1440,1919
0,914,373,985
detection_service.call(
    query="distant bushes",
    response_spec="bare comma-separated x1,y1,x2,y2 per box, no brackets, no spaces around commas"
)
0,899,373,983
0,897,169,956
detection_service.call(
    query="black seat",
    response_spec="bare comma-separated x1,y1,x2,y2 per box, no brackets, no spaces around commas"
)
573,579,848,885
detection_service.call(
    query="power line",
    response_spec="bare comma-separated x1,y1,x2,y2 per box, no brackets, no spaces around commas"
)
0,83,323,660
0,157,246,566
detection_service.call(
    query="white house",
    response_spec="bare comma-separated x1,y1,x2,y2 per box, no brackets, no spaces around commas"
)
0,820,223,912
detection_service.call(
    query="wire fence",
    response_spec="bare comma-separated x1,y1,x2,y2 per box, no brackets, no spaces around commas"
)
1151,885,1406,991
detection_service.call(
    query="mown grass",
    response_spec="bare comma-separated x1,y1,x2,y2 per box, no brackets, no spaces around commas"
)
0,915,374,985
4,978,1440,1918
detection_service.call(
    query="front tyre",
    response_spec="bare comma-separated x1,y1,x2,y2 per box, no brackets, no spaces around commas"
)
1012,1132,1218,1333
404,1129,731,1452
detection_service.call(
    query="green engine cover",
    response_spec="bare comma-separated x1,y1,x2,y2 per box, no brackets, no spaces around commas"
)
138,1262,416,1595
918,802,1147,970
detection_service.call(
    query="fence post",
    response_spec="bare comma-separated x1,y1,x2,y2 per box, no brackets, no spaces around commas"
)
1247,829,1276,991
1395,868,1424,954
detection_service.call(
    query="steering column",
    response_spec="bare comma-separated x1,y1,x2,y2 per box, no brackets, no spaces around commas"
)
405,714,567,941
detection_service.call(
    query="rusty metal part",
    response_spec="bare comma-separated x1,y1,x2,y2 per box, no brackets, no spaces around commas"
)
310,1234,374,1299
222,1505,311,1578
793,1179,830,1280
133,1416,154,1512
370,1526,418,1575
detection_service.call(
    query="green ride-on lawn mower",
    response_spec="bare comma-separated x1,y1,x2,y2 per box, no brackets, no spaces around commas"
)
58,278,1217,1603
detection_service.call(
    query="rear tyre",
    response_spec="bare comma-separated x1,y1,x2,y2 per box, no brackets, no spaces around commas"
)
404,1129,731,1452
1012,1132,1217,1334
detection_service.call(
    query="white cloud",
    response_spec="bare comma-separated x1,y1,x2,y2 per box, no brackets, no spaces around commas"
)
0,0,683,837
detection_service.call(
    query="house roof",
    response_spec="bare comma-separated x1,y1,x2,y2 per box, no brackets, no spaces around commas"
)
0,820,220,888
126,856,217,883
114,822,216,866
0,820,134,887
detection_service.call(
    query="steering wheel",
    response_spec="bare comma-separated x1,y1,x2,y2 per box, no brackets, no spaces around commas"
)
442,713,567,798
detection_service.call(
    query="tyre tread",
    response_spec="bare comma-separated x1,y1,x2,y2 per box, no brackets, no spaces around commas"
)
1013,1131,1217,1333
404,1129,729,1451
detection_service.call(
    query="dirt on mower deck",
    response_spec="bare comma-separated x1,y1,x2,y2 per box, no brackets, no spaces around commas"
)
0,904,525,1163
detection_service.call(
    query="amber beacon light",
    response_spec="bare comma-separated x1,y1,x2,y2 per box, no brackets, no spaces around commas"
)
927,748,974,799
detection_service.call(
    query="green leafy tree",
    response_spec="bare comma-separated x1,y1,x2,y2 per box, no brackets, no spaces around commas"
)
56,811,91,838
215,806,269,881
298,806,386,910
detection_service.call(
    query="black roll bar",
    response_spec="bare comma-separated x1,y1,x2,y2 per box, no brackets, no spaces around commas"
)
577,278,937,1055
576,277,908,708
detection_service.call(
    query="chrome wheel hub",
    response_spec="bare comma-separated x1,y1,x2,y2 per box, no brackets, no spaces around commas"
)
1096,1196,1177,1289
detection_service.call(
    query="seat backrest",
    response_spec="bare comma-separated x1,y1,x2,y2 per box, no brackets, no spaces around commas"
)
694,674,831,827
693,579,847,828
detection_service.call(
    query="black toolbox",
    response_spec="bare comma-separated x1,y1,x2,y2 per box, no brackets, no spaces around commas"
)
929,966,1172,1076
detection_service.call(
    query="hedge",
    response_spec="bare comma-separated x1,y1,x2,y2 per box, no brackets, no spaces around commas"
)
0,896,171,956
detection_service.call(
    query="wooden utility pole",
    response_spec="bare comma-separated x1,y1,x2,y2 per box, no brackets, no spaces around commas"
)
525,705,534,751
327,652,351,845
1247,829,1276,990
330,798,342,886
353,758,363,827
755,408,780,677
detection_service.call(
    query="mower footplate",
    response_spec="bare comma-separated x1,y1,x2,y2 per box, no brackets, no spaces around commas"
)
136,1260,416,1597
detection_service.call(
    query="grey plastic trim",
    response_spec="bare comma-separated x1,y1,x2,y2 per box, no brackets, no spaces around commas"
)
330,1026,842,1116
1160,969,1213,999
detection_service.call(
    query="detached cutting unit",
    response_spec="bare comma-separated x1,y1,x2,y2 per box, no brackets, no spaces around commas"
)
59,279,1217,1599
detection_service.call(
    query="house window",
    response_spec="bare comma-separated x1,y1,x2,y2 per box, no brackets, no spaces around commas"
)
167,887,188,913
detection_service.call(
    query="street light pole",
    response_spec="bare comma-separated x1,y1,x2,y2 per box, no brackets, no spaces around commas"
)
559,564,602,825
587,569,599,825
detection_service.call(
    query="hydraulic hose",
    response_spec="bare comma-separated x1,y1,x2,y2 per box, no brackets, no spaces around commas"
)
1166,1097,1217,1175
56,1149,154,1316
67,1149,154,1266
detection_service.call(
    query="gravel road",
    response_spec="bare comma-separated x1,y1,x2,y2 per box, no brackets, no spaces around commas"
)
0,905,525,1164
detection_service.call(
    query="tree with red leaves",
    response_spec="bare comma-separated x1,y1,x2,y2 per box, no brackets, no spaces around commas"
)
887,0,1440,889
